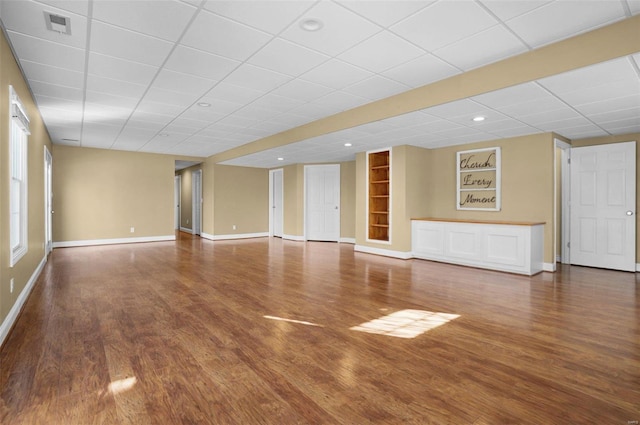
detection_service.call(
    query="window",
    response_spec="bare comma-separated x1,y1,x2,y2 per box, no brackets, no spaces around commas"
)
9,86,29,267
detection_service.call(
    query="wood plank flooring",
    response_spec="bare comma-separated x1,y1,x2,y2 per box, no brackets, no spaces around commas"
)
1,233,638,424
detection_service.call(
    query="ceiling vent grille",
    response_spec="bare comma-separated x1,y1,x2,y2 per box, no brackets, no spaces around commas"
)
44,11,71,35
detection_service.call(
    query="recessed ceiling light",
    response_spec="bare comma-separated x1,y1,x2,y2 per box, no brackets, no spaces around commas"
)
344,143,352,147
299,18,323,32
472,116,486,122
197,102,211,107
277,157,284,161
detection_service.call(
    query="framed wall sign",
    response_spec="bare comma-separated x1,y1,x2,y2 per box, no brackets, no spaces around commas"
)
456,147,501,211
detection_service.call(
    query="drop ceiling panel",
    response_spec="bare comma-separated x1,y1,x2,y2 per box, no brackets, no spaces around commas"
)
573,94,640,116
33,0,89,16
21,60,84,89
152,69,216,95
180,10,271,61
92,0,195,41
434,25,528,71
203,0,314,35
338,30,425,73
314,91,369,112
340,1,434,27
202,82,264,104
224,64,291,92
88,52,158,85
38,105,82,124
28,80,83,101
249,94,305,113
86,74,147,99
35,94,82,113
471,82,550,109
85,90,138,110
506,0,627,48
280,1,380,56
143,86,200,108
270,79,334,102
343,75,410,101
552,80,640,107
136,99,186,116
382,53,461,88
538,57,637,93
496,95,568,117
391,1,498,51
7,31,85,72
248,38,330,77
164,45,240,80
2,0,87,48
480,0,551,21
300,59,374,90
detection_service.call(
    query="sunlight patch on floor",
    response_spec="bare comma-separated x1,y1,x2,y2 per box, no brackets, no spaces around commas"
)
108,377,137,395
263,315,322,327
350,309,460,339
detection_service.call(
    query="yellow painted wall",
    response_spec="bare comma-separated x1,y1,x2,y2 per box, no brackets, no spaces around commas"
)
212,164,269,235
0,29,52,326
52,146,175,242
571,133,640,262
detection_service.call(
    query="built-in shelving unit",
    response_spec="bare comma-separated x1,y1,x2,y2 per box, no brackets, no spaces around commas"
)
368,150,390,242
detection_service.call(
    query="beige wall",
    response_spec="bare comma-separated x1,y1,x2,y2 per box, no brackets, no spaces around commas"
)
356,134,556,263
572,133,640,262
212,164,269,235
52,146,175,242
281,162,356,240
0,29,52,327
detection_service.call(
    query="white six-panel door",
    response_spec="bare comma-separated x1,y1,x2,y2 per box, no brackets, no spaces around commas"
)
305,165,340,242
271,169,283,238
570,142,636,272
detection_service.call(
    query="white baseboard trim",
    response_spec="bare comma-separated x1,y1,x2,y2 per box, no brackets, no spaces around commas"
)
283,234,305,241
543,262,556,272
636,263,640,272
200,232,214,240
556,255,561,262
179,227,192,233
206,232,269,241
354,245,413,260
0,256,46,349
53,235,176,248
340,237,356,244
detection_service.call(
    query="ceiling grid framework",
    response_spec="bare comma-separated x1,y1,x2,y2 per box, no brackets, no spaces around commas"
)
0,0,637,167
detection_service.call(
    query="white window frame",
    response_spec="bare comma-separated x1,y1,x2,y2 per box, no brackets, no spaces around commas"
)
9,86,29,267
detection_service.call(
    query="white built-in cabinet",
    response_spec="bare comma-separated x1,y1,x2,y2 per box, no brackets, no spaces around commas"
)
412,218,544,275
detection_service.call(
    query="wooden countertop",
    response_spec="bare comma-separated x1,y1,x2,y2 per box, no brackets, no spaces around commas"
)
412,218,546,226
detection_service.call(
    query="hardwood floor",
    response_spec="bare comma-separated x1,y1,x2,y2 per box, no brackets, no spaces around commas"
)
1,233,638,424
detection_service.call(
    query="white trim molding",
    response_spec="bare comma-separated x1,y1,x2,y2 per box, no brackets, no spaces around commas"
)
179,227,192,233
0,256,46,348
205,232,269,241
543,263,556,272
53,235,175,248
636,263,640,272
283,234,305,241
340,237,356,244
354,244,412,259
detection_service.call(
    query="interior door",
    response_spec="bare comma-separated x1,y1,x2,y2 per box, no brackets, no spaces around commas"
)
174,175,181,230
570,141,636,271
44,146,53,255
305,164,340,242
271,169,283,238
192,170,202,236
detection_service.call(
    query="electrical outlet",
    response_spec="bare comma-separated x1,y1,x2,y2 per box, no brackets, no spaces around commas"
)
10,278,14,294
232,225,236,230
130,227,135,233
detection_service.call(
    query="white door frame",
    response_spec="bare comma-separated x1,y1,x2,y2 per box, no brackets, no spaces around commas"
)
192,169,202,236
269,168,284,237
304,164,340,242
174,175,181,230
554,139,571,266
44,146,53,255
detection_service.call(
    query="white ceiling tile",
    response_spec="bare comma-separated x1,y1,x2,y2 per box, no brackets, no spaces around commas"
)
248,38,329,76
151,69,216,95
178,106,226,124
92,0,196,41
314,91,369,112
81,122,122,146
598,116,640,131
233,104,281,121
517,106,581,125
575,95,640,116
538,58,637,94
496,95,567,117
143,86,200,107
486,125,539,138
181,9,271,61
340,0,435,27
46,124,82,143
553,80,640,106
343,75,410,101
214,115,259,129
249,94,305,113
165,45,239,80
300,59,374,90
126,118,168,131
471,83,549,109
535,116,593,132
629,0,640,14
86,74,147,99
35,94,82,113
29,80,83,101
280,1,381,56
269,112,313,127
391,1,498,51
338,31,425,73
270,79,334,102
589,106,640,124
425,99,493,119
434,25,528,71
90,21,173,66
85,90,138,110
82,103,130,126
479,0,551,21
111,126,157,150
286,103,337,120
39,105,82,124
2,0,87,48
507,0,627,48
129,110,174,126
162,124,199,135
420,119,463,133
33,0,89,16
189,98,243,117
202,82,265,104
223,63,291,92
203,0,314,34
21,60,84,89
88,52,158,85
136,99,185,116
7,31,85,72
382,54,460,88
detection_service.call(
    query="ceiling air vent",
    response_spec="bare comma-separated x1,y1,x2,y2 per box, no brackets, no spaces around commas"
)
44,11,71,35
